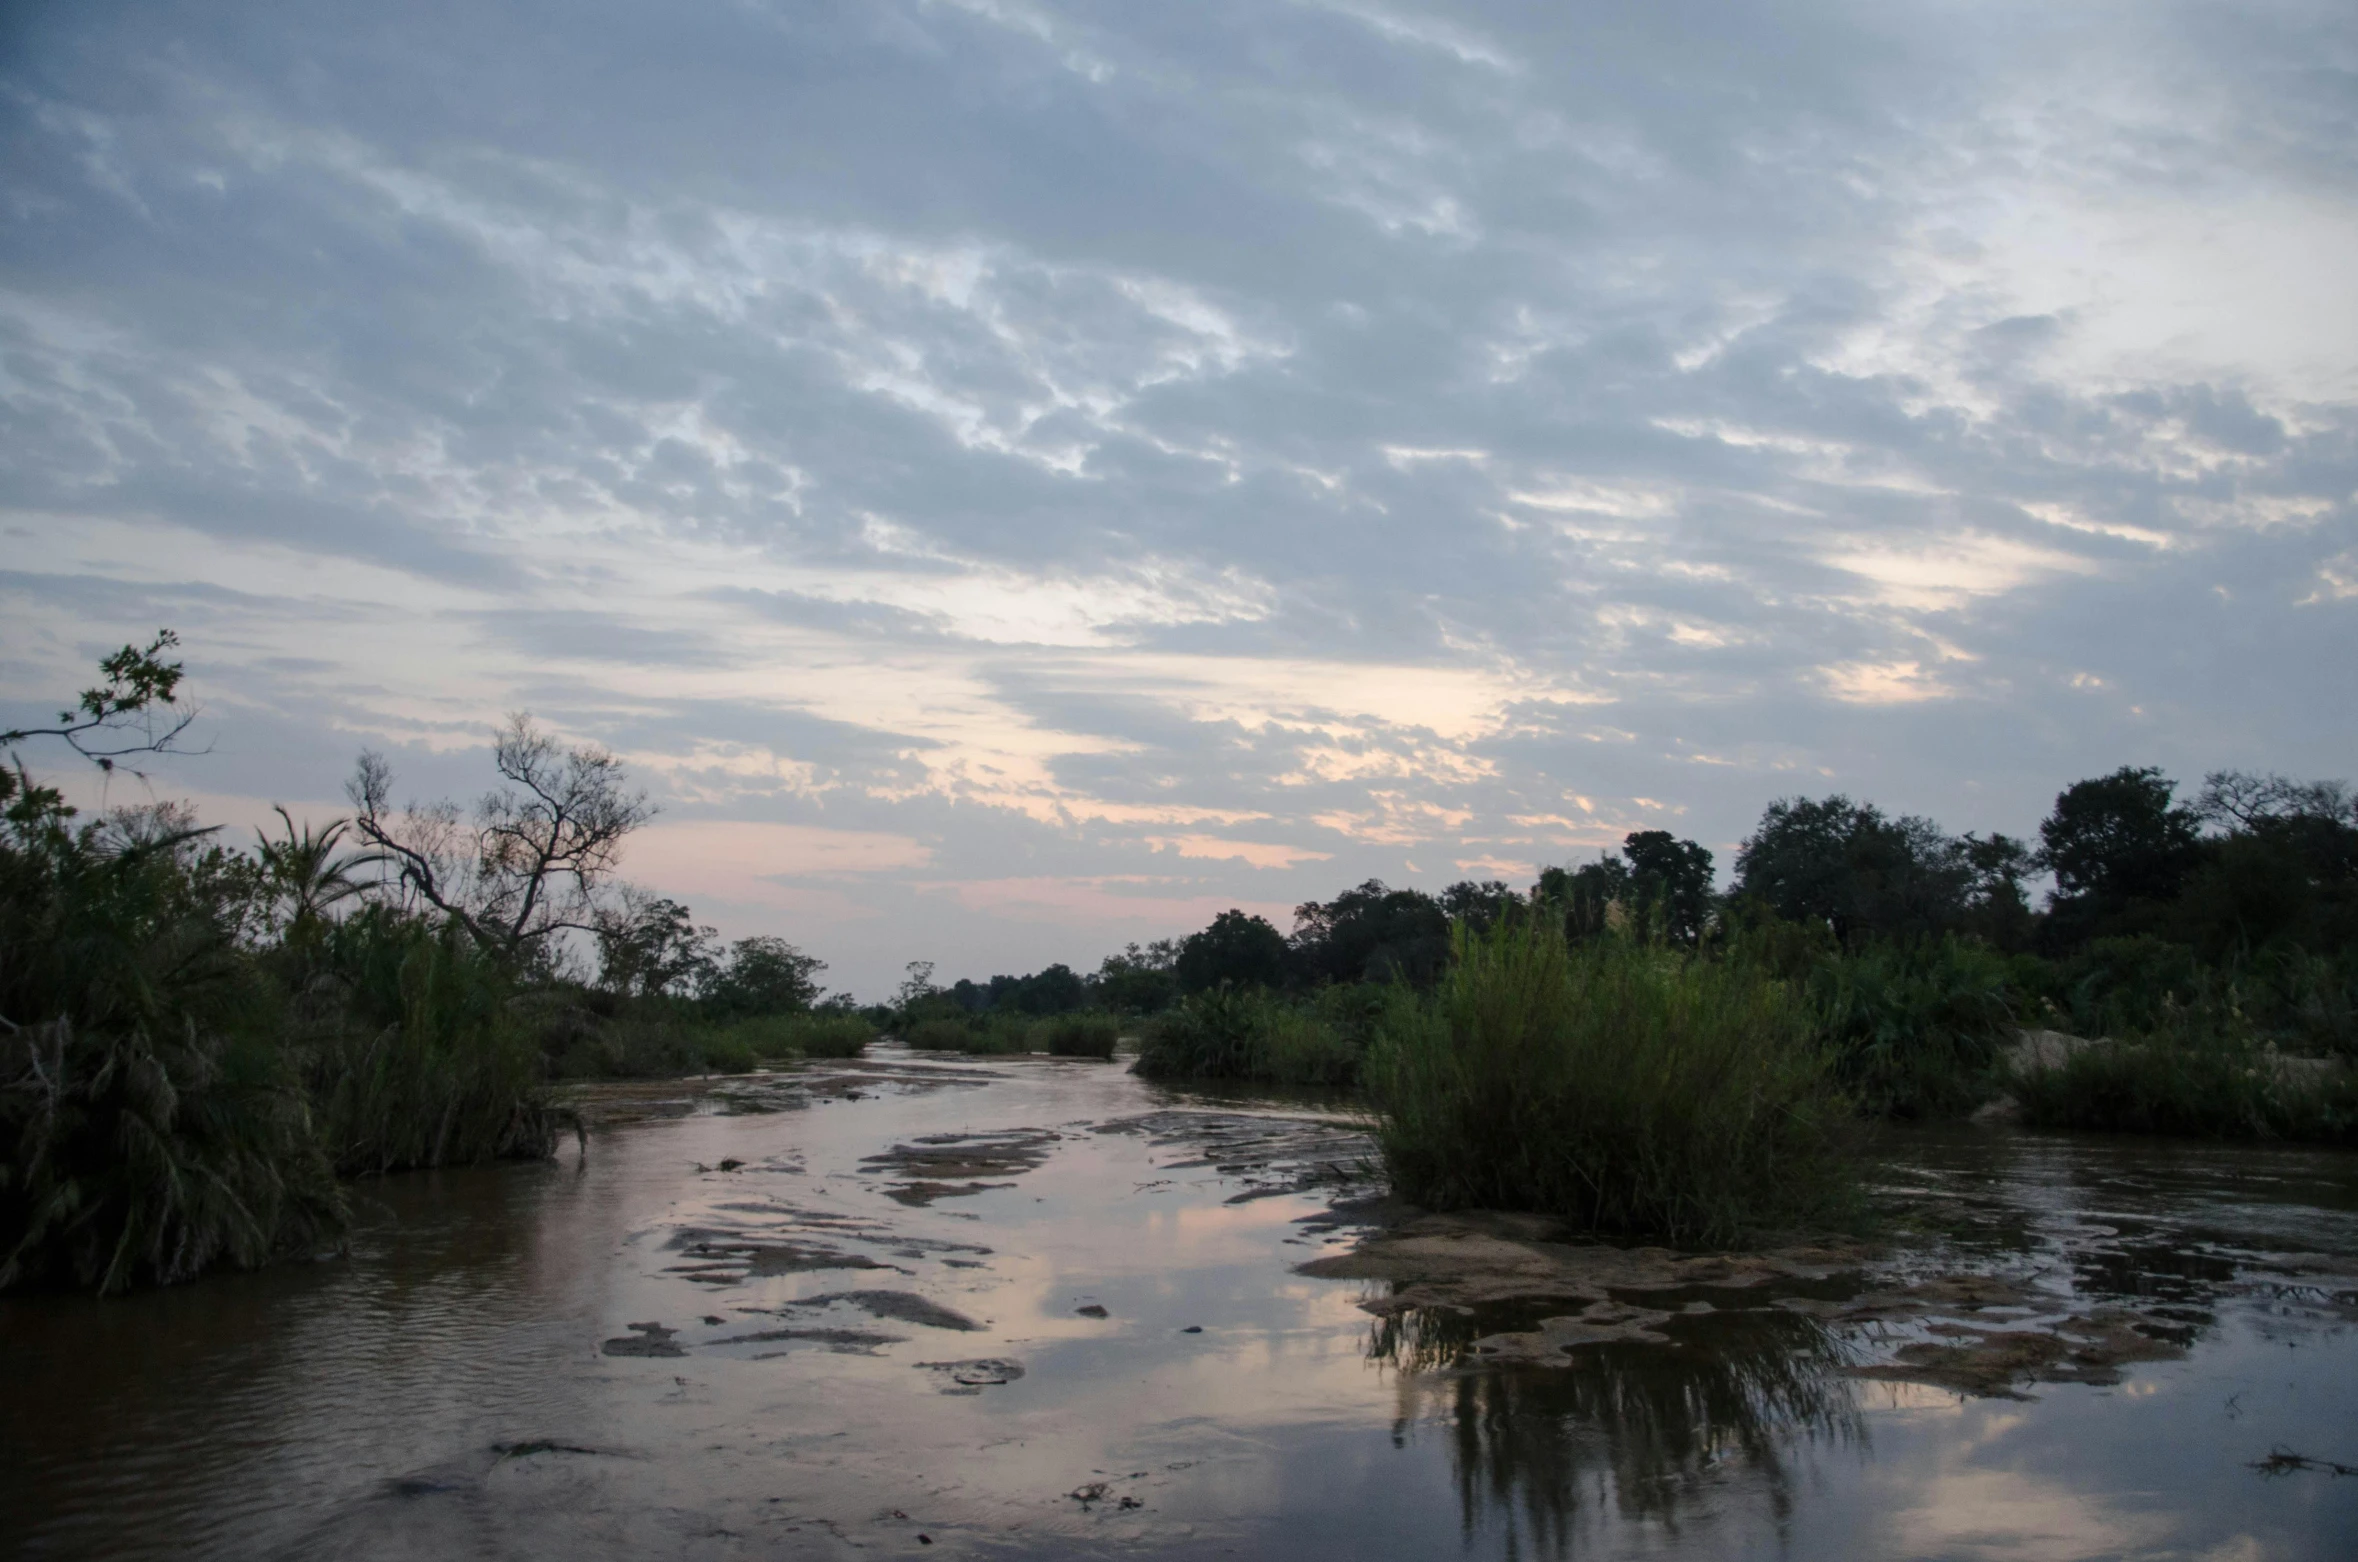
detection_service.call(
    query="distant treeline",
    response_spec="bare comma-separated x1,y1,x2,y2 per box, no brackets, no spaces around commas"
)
899,765,2358,1029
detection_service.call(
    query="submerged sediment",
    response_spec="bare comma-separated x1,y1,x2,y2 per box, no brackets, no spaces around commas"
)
1299,1205,2218,1398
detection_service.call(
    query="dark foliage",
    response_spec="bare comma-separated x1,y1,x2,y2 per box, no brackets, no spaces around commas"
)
1734,796,1990,946
1092,940,1180,1014
701,935,828,1018
0,787,345,1293
1289,880,1450,986
948,962,1089,1016
2036,766,2204,947
1176,909,1292,992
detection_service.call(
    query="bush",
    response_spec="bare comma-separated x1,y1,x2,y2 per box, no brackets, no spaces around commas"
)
307,910,557,1173
1808,938,2017,1118
2050,935,2202,1037
2012,999,2358,1144
544,1003,875,1077
904,1015,983,1051
773,1011,875,1059
0,808,345,1293
1364,923,1857,1246
1134,986,1363,1085
1040,1011,1119,1058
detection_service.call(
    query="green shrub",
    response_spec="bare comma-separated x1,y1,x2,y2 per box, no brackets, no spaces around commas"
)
306,910,558,1173
1365,923,1857,1246
1808,938,2016,1118
542,1003,875,1077
1040,1010,1119,1058
1133,985,1364,1085
963,1014,1037,1054
0,809,345,1293
2012,999,2358,1144
775,1011,875,1059
904,1015,979,1051
2051,935,2202,1037
2225,947,2358,1059
703,1010,873,1062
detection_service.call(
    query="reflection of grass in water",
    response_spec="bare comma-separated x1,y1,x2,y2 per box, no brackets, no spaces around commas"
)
1372,1302,1862,1558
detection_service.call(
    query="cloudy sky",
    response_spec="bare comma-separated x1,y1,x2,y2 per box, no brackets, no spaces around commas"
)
4,0,2354,997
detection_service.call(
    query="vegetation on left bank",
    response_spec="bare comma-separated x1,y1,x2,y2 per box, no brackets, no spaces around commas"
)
0,634,865,1294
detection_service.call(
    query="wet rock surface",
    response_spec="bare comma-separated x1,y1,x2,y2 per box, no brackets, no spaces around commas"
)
1093,1107,1376,1204
859,1127,1063,1205
599,1322,685,1358
917,1357,1026,1393
784,1289,984,1331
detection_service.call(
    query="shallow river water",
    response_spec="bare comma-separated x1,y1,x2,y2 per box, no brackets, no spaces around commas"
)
5,1045,2357,1560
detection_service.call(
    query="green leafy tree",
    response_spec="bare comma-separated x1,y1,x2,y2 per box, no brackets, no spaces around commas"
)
595,891,717,997
2036,767,2202,945
1734,796,1973,946
1177,909,1291,992
1438,879,1521,935
701,935,826,1016
1957,831,2037,950
1621,830,1716,945
1536,854,1633,940
1289,881,1449,985
1093,939,1179,1014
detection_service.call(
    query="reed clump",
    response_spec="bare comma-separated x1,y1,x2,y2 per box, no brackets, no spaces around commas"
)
542,1003,873,1078
1133,986,1365,1086
1040,1011,1120,1058
1806,936,2018,1119
1364,921,1857,1246
302,910,556,1174
2011,999,2358,1144
902,1013,1035,1054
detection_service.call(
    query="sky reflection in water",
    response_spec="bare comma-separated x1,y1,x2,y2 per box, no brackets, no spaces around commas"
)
2,1052,2354,1560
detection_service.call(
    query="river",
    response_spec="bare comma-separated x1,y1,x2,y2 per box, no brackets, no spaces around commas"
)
5,1043,2355,1559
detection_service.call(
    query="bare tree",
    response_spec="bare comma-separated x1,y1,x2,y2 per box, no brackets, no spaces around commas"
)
348,714,654,958
2196,770,2356,830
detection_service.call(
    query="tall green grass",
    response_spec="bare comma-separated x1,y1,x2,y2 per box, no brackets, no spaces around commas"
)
1040,1011,1120,1058
305,911,556,1174
543,1003,874,1077
1365,923,1857,1246
1133,986,1364,1085
1807,938,2016,1118
901,1013,1036,1053
2012,999,2358,1144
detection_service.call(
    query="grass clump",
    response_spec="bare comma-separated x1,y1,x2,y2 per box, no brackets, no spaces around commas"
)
1807,937,2017,1119
1040,1011,1119,1058
2012,999,2358,1144
543,1004,874,1078
304,910,557,1174
902,1013,1033,1054
1133,986,1363,1086
765,1011,874,1059
1364,922,1857,1246
901,1016,974,1050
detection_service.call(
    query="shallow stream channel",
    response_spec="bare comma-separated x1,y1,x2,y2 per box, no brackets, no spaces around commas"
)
6,1043,2358,1559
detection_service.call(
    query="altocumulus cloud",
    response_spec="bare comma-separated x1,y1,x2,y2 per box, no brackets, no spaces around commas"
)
2,0,2353,994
